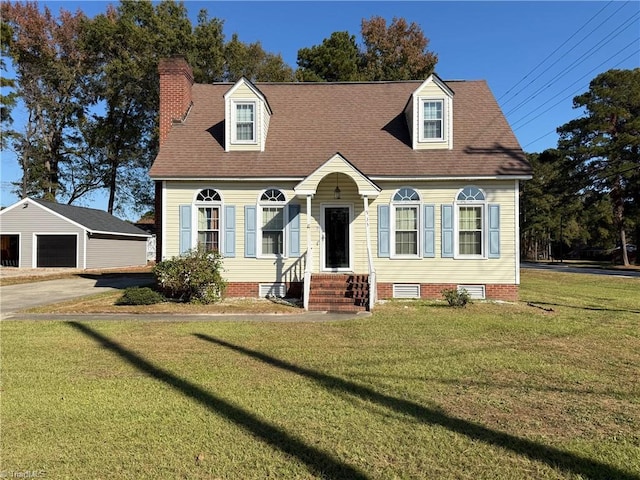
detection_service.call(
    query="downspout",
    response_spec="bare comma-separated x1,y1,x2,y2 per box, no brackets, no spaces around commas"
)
363,195,376,311
303,194,312,310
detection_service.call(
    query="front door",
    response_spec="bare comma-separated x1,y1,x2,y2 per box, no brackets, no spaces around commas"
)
323,206,350,270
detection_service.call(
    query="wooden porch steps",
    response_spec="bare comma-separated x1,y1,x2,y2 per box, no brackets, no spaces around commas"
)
308,274,369,312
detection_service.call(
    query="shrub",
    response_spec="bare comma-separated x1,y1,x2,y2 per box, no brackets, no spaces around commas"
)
441,287,471,307
117,287,165,305
153,247,226,304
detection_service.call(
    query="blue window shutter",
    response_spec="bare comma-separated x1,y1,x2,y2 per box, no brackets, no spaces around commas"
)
244,205,256,258
441,204,454,258
378,205,390,258
488,204,500,258
179,205,191,254
423,204,435,258
224,205,236,257
288,204,300,257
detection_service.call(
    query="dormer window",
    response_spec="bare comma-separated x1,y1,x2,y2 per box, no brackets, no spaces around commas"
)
406,75,454,150
224,78,272,152
233,101,256,143
421,100,443,140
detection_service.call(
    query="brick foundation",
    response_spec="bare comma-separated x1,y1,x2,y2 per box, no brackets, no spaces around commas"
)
224,281,518,302
377,283,519,302
224,282,303,298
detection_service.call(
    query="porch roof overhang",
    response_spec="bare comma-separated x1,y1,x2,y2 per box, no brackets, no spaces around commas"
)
294,153,381,198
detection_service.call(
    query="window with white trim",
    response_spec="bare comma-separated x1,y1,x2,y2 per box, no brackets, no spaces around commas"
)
195,189,221,252
392,187,420,257
233,101,256,143
456,187,485,257
420,99,444,141
259,189,286,256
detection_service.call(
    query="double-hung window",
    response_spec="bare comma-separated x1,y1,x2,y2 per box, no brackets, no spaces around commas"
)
456,187,485,257
259,189,286,256
195,189,221,252
234,101,256,143
392,188,420,257
421,99,444,141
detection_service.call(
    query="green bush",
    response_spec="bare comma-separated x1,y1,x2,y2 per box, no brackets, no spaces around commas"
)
153,247,226,304
441,287,471,307
117,287,165,306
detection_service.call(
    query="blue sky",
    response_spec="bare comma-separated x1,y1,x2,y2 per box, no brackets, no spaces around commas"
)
1,1,639,216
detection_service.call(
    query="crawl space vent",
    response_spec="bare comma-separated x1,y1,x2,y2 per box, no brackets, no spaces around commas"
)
259,283,286,298
393,284,421,299
458,285,485,299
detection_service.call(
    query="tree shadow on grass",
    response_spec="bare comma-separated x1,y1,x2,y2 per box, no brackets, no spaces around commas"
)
194,334,640,480
527,300,640,314
66,322,369,480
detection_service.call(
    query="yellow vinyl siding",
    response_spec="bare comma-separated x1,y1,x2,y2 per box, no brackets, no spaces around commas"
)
164,179,518,285
165,181,305,283
370,181,517,284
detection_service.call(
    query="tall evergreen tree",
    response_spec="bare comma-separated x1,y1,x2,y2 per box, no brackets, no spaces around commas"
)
296,31,361,82
558,68,640,266
295,16,437,82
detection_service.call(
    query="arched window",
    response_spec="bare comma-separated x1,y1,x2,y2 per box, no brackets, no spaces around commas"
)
259,188,286,256
455,186,486,256
392,187,421,257
196,188,221,202
195,188,222,252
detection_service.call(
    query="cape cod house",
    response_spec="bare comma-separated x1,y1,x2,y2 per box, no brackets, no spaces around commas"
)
149,56,531,311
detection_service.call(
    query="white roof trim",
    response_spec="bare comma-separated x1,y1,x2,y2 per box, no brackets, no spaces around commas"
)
0,197,30,216
89,230,151,238
151,177,305,182
0,198,150,237
370,175,533,181
294,153,381,197
413,73,455,98
0,198,90,233
223,77,272,115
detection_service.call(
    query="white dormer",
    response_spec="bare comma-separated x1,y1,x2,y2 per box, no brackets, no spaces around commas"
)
404,74,454,150
224,77,272,152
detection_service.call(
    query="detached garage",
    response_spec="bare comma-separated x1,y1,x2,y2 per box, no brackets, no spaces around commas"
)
0,198,150,269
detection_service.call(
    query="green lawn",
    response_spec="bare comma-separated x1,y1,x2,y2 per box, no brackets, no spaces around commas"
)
1,270,639,479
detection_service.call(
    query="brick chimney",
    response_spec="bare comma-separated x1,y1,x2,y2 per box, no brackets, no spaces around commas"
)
158,56,194,147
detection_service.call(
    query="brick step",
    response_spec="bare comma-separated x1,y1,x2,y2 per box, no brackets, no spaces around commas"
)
310,288,368,296
308,303,367,312
308,295,358,304
308,273,370,312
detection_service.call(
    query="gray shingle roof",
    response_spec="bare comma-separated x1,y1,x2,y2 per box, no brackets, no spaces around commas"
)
150,80,531,179
32,199,149,236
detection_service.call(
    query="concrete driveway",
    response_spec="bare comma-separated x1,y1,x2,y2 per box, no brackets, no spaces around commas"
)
0,274,154,320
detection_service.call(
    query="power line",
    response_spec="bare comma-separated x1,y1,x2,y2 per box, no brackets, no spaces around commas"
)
511,42,640,129
523,129,558,149
500,1,630,108
497,0,615,103
504,12,640,118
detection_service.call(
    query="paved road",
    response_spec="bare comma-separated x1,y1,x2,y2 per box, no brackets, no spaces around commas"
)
522,262,640,278
0,274,154,320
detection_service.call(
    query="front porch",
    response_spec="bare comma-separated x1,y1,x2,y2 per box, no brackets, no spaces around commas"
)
294,153,381,311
